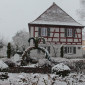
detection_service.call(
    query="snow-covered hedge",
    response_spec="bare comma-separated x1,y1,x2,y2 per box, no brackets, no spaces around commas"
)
52,63,70,77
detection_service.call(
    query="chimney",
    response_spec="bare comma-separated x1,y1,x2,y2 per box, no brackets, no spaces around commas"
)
53,2,56,5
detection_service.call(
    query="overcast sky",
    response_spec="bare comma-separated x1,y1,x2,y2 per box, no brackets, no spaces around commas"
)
0,0,81,41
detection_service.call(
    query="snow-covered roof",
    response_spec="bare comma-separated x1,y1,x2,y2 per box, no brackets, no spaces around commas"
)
29,3,83,27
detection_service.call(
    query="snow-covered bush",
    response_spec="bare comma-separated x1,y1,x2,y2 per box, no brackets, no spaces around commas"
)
7,42,12,58
38,59,52,67
52,63,70,77
74,60,85,72
12,54,21,66
63,60,85,72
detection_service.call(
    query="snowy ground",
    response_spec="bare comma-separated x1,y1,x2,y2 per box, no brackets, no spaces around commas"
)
0,57,85,85
0,72,85,85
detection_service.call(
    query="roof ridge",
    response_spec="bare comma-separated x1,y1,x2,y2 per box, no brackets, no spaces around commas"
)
32,3,55,22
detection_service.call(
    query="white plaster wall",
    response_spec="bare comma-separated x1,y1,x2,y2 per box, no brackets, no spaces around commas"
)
61,39,66,42
60,33,64,37
75,35,77,38
50,33,53,37
29,26,34,46
60,28,64,32
55,28,59,32
30,27,34,37
35,32,38,37
77,29,81,33
78,34,81,38
48,38,51,41
53,38,59,42
74,39,78,42
67,39,72,42
35,27,38,31
50,28,55,31
54,34,59,37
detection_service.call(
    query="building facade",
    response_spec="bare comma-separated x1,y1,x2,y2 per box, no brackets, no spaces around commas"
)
28,3,84,58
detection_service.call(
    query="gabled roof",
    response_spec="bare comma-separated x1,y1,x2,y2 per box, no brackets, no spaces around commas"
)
29,2,83,27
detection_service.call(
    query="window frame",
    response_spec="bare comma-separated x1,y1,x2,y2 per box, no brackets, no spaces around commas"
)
67,46,73,54
67,29,72,37
64,46,76,54
41,28,47,36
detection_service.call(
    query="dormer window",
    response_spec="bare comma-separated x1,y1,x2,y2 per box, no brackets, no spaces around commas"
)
41,28,47,36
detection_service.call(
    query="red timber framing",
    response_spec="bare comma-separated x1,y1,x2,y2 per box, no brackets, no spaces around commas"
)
29,24,83,45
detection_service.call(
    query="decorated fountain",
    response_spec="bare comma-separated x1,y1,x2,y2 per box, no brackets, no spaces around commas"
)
21,37,52,65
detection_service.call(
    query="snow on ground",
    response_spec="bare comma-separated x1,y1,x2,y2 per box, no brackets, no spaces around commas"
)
0,72,85,85
21,64,36,67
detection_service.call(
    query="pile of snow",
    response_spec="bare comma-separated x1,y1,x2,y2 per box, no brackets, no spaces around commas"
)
38,59,51,67
0,60,8,69
13,54,21,62
52,63,70,72
11,54,21,65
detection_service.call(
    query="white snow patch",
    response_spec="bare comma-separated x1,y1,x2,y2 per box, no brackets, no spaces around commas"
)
21,64,36,67
13,54,20,62
52,63,70,72
11,54,21,65
0,73,85,85
18,74,25,79
38,59,51,67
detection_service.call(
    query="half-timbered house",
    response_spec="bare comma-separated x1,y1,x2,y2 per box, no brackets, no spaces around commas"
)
28,3,84,58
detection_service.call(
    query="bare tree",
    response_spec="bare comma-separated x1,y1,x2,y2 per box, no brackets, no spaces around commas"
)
77,0,85,39
12,30,29,52
77,0,85,22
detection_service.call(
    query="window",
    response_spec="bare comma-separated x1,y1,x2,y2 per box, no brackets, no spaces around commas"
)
38,27,50,37
64,47,76,54
41,28,47,36
67,47,73,54
65,28,76,37
67,29,72,37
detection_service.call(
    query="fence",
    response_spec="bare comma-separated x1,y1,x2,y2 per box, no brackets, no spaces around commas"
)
0,67,51,73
